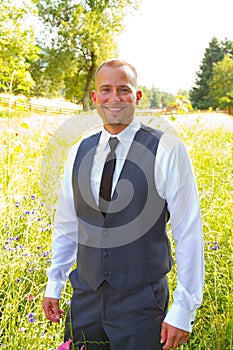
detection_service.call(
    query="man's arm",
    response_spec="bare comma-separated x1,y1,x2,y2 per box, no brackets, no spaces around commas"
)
43,144,79,322
156,134,204,348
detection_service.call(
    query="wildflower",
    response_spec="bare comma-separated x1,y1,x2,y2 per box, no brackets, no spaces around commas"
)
17,278,21,283
18,327,26,332
15,202,20,207
31,195,36,200
24,209,35,215
28,312,35,322
57,338,72,350
212,241,220,250
80,346,85,350
26,294,35,301
43,251,50,257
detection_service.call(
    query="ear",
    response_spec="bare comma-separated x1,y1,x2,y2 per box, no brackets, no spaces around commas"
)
91,90,96,105
136,90,142,105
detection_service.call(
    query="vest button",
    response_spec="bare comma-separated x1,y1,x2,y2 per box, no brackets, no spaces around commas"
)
103,229,109,237
103,251,111,257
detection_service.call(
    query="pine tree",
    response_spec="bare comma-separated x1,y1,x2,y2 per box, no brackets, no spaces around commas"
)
190,37,224,109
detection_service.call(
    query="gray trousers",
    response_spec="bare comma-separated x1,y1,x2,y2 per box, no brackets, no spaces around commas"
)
64,277,169,350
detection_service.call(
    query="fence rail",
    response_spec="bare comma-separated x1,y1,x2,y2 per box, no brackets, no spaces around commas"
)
0,96,81,115
0,96,163,116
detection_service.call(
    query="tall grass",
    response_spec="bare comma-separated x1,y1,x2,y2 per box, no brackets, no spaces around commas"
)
0,111,232,349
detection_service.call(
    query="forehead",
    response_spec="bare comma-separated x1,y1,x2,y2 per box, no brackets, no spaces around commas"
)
95,66,136,88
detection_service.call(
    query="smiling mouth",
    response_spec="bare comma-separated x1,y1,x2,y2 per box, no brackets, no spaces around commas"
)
104,106,125,112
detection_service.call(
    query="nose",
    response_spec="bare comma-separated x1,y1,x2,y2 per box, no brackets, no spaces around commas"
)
108,89,121,102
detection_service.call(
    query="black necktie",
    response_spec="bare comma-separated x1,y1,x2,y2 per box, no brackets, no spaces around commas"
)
99,137,119,215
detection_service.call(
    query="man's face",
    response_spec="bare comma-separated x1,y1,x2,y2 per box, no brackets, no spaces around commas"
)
92,66,142,131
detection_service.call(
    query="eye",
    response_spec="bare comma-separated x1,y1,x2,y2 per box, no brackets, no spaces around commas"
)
100,86,110,93
119,87,130,94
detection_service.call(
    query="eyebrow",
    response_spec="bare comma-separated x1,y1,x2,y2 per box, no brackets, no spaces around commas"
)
99,84,131,89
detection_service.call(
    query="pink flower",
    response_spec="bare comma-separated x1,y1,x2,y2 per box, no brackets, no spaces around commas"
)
57,338,72,350
80,346,85,350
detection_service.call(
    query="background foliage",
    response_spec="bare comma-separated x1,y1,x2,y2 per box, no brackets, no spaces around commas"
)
190,37,233,110
0,1,233,113
0,110,232,349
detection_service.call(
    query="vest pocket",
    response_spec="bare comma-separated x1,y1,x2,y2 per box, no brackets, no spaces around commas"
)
149,278,169,314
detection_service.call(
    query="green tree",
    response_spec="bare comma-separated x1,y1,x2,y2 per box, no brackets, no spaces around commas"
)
35,0,140,110
208,54,233,112
150,87,161,109
0,0,39,95
138,86,150,109
219,92,233,115
189,37,231,110
160,92,175,109
30,48,66,98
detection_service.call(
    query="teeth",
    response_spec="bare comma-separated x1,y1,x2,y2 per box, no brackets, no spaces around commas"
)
107,108,122,111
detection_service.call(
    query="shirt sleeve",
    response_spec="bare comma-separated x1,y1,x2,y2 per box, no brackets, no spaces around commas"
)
45,143,80,299
155,133,204,332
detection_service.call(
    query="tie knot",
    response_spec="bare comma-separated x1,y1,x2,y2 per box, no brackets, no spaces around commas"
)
109,137,119,152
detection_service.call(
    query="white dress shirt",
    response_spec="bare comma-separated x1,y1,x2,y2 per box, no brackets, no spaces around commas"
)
45,120,204,332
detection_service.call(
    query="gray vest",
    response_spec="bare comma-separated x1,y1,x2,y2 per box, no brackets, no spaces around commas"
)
70,125,172,291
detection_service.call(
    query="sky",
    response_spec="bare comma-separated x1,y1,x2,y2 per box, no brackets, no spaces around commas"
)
117,0,233,94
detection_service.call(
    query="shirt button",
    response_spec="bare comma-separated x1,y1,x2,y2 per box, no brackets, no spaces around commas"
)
104,270,109,276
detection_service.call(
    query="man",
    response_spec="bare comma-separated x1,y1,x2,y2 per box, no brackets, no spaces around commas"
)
43,59,204,350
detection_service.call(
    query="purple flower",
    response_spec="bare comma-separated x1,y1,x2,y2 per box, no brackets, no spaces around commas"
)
31,195,36,200
15,202,20,207
43,251,50,257
28,313,35,322
24,209,35,215
17,278,21,282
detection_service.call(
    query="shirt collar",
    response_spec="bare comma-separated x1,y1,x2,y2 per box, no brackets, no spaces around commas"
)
99,120,141,149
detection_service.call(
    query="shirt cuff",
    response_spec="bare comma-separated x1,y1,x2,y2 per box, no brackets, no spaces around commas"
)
44,279,65,299
163,304,196,332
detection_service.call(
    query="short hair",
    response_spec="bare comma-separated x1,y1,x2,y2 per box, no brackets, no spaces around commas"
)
95,59,138,86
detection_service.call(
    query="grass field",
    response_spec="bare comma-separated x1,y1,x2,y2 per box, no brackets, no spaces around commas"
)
0,109,232,349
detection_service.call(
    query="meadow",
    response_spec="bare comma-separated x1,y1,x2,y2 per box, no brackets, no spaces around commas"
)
0,109,232,349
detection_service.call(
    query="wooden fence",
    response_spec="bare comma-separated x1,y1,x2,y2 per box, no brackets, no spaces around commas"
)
0,96,81,115
0,96,162,116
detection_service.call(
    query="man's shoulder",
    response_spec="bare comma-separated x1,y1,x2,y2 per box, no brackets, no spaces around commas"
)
140,123,163,135
79,131,101,147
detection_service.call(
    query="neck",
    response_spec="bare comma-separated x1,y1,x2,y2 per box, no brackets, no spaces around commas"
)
104,123,129,135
